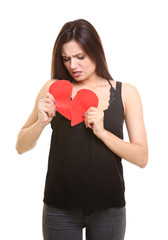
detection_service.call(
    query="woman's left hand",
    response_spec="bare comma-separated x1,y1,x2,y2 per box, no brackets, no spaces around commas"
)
84,107,106,139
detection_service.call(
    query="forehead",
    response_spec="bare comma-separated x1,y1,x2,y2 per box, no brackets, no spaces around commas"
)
61,40,84,56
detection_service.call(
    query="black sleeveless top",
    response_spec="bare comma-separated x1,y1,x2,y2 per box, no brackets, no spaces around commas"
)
43,81,126,210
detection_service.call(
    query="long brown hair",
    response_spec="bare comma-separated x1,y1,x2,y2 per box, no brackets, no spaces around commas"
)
51,19,113,81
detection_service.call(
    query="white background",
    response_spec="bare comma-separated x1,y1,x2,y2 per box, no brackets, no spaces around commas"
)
0,0,168,239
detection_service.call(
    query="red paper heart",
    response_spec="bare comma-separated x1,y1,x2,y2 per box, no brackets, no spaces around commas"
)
49,80,99,126
49,80,72,120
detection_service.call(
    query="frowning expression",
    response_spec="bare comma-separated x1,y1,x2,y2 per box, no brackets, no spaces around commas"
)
61,40,97,82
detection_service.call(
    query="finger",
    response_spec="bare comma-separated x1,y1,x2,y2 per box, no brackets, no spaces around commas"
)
40,101,56,113
39,106,51,115
87,120,94,129
44,96,56,106
88,106,97,111
84,115,95,128
84,115,89,128
83,108,97,117
46,92,56,103
39,102,55,117
45,95,56,112
87,111,97,117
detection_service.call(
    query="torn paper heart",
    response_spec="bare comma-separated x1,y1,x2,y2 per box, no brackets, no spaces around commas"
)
49,80,99,126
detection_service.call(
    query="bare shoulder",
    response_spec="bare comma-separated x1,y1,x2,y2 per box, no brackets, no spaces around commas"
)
122,83,142,115
122,82,141,102
122,82,139,94
37,78,57,100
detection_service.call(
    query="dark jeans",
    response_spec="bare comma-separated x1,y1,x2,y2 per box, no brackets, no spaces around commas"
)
42,204,126,240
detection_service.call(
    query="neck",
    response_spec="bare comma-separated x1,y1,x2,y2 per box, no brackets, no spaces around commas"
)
73,75,106,89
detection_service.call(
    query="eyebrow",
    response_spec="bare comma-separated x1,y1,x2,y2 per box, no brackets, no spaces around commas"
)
62,53,84,57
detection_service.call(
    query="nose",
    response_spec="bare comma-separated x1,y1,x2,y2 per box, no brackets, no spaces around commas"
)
70,58,77,69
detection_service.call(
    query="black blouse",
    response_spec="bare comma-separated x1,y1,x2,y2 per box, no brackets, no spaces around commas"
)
43,81,126,210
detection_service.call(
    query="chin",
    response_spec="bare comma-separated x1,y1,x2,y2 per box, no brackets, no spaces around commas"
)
73,77,85,82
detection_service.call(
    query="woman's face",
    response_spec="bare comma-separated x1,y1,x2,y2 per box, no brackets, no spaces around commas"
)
61,40,97,82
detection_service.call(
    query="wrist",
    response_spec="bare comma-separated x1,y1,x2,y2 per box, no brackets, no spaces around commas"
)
36,119,47,130
96,128,108,141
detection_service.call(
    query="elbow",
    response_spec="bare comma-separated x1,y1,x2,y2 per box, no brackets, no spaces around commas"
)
16,133,24,154
139,160,148,168
126,144,148,168
135,143,148,168
15,137,26,155
15,143,24,155
16,149,24,155
139,150,148,169
15,140,36,155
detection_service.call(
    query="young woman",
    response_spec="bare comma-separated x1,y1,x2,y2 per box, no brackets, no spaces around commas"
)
16,19,148,240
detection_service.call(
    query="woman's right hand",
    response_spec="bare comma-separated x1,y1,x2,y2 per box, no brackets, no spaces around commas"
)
16,80,57,154
38,92,56,127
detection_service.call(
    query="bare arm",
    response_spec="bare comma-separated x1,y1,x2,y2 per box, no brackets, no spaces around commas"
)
84,83,148,168
16,79,56,154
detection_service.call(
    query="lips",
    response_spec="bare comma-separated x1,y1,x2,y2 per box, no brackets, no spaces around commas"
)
72,71,82,77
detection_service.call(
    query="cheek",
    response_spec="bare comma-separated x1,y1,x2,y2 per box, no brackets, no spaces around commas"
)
87,63,96,73
83,60,96,71
63,62,70,71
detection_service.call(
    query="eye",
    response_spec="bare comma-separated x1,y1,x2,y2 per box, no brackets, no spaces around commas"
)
78,56,85,60
62,56,70,62
63,58,70,62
